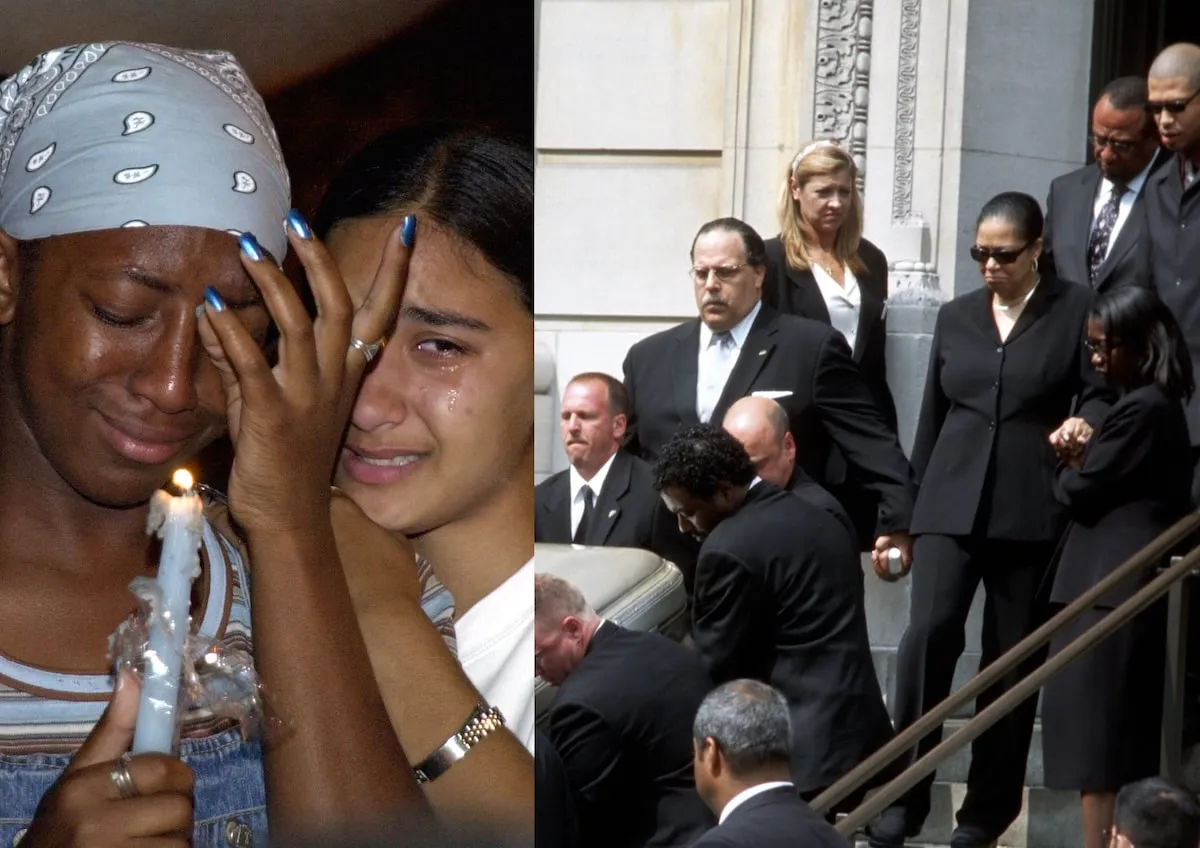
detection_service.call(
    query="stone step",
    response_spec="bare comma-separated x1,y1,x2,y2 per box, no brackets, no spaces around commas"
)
848,782,1081,848
930,718,1045,787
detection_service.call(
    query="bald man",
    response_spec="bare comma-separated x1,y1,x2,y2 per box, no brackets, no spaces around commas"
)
722,396,856,546
1144,41,1200,758
1144,44,1200,499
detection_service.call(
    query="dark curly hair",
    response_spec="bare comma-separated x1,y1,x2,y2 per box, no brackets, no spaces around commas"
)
652,424,757,499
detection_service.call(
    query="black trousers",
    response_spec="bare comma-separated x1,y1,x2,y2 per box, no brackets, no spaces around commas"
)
885,534,1054,837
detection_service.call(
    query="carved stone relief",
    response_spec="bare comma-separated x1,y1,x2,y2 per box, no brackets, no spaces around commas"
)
812,0,873,190
892,0,921,223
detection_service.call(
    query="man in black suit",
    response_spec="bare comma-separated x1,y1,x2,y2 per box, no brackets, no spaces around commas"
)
533,573,716,848
622,216,917,573
1145,40,1200,756
652,424,894,809
1043,76,1163,294
691,680,847,847
722,394,856,547
535,727,581,848
1146,44,1200,499
535,372,698,585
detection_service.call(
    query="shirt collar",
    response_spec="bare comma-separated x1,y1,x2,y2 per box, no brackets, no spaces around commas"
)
699,299,763,352
1102,154,1155,197
718,781,795,824
569,449,617,503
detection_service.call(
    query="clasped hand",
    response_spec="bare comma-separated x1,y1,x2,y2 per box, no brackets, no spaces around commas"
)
1048,416,1093,469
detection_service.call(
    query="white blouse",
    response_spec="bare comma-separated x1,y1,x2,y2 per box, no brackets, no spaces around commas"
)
811,263,859,352
811,263,862,354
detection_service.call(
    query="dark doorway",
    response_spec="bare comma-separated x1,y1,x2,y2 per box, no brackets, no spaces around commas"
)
1091,0,1200,103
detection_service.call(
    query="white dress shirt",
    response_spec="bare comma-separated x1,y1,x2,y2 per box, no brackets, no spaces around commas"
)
568,451,616,540
697,300,762,423
811,263,861,354
718,781,795,824
1090,156,1155,262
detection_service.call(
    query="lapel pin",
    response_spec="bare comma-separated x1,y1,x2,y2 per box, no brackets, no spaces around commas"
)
608,509,617,518
758,349,767,356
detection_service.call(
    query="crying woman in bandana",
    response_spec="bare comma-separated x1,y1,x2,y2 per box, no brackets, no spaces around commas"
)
0,42,524,847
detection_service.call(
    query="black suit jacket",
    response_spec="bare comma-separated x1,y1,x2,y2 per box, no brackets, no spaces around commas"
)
788,466,857,547
762,235,897,430
547,623,716,848
535,727,582,848
1146,153,1200,443
910,273,1112,540
690,786,849,847
622,304,916,536
534,449,700,586
1051,384,1192,608
1042,154,1165,293
691,483,893,793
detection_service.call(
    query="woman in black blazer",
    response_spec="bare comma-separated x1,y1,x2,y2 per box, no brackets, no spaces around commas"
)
868,193,1113,848
762,140,902,551
1042,286,1194,848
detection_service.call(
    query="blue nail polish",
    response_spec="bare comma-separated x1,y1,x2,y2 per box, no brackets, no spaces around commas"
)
286,209,313,240
401,214,417,248
204,286,226,312
239,232,264,262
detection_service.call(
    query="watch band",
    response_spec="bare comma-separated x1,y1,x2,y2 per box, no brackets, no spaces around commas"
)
413,703,505,784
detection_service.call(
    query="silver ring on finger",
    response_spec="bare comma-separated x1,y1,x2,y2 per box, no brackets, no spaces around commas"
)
349,336,387,364
110,752,139,800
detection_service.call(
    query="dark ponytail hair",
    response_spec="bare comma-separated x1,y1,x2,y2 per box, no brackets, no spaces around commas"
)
315,125,532,313
976,191,1044,242
1092,285,1194,401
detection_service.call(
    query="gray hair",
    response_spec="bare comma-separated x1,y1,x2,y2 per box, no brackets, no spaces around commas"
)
534,573,597,628
693,679,792,775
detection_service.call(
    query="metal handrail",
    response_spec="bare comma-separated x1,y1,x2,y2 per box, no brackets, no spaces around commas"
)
810,509,1200,819
833,539,1200,836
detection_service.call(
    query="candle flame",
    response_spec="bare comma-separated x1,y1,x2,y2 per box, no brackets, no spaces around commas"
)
172,469,194,491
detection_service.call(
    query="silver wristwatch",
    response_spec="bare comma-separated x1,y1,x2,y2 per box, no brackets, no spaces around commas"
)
412,703,506,784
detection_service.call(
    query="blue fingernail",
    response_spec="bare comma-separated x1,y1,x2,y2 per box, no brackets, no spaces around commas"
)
401,214,417,248
204,286,226,312
239,232,264,262
286,209,312,240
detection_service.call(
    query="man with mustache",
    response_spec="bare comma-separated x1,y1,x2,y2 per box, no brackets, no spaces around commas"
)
1042,76,1164,293
621,217,917,578
535,372,698,588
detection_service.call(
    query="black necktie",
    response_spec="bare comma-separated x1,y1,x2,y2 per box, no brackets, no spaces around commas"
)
1087,182,1127,285
573,485,595,544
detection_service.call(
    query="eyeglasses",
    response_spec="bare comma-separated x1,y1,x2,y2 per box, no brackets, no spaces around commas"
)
690,264,746,284
1091,133,1139,155
1084,338,1123,356
969,240,1035,265
1145,88,1200,115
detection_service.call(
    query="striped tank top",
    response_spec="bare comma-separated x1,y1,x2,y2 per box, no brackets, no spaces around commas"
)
0,496,267,846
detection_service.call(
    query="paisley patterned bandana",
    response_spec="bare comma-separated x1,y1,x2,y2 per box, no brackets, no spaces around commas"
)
0,42,291,261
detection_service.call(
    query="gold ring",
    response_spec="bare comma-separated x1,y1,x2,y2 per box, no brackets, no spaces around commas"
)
349,336,386,363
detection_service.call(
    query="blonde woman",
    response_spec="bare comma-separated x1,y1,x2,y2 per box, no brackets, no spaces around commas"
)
763,140,900,548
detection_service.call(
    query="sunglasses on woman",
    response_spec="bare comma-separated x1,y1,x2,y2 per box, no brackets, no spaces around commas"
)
969,239,1035,265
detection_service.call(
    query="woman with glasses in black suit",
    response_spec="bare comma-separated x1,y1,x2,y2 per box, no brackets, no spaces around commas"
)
868,192,1113,848
1043,286,1194,848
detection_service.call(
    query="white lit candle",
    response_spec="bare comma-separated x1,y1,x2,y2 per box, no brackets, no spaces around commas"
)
132,468,204,754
